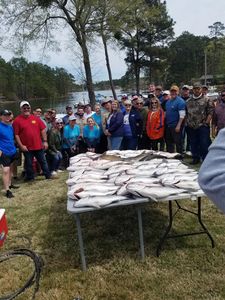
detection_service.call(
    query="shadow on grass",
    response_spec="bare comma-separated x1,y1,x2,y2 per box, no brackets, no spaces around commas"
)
40,196,204,270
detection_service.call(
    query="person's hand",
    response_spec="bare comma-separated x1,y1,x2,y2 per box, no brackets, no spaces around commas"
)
105,129,111,136
175,126,180,133
0,150,2,157
43,141,48,150
21,145,28,152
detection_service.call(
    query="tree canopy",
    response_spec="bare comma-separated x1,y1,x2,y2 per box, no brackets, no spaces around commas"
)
0,56,76,101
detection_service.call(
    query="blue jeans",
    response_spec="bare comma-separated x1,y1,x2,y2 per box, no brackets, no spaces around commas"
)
187,125,211,161
48,151,62,172
121,136,138,150
109,136,123,150
23,149,51,180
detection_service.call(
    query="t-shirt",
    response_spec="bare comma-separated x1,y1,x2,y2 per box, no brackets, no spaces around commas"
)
0,122,16,156
83,125,100,141
92,113,103,135
165,96,186,127
63,124,80,148
123,113,132,136
13,114,46,150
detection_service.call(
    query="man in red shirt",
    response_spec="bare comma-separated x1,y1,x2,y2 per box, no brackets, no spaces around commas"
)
13,101,51,181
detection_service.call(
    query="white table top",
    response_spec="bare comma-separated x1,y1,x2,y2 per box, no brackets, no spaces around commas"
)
67,191,206,214
67,197,150,214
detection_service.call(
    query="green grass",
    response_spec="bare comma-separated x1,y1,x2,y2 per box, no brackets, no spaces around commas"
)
1,161,225,300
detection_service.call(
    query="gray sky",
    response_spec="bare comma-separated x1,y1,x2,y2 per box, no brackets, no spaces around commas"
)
0,0,225,82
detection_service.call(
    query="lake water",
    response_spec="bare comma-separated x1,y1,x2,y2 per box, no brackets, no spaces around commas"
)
0,89,121,116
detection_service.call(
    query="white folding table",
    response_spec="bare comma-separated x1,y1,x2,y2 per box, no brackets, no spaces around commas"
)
67,197,149,271
155,191,215,256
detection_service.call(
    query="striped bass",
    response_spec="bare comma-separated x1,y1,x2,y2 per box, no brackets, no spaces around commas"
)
126,184,186,200
73,195,130,208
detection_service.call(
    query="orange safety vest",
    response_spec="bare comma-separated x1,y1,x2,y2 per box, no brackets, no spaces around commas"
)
146,109,165,140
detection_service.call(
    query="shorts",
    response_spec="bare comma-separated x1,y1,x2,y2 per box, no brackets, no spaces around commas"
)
0,152,16,167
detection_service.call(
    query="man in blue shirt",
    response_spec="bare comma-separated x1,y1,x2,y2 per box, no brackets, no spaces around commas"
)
165,85,186,154
0,110,17,198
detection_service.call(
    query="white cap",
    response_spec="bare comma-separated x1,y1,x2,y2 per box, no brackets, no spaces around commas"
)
20,100,30,108
124,99,132,105
162,90,170,95
101,97,112,106
56,118,63,123
69,115,77,121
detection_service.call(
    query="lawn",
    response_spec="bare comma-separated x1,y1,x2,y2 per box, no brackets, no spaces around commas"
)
1,162,225,300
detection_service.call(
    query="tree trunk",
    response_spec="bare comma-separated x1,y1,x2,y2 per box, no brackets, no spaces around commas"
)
81,38,96,108
60,6,96,108
76,30,96,108
102,32,117,100
134,64,140,94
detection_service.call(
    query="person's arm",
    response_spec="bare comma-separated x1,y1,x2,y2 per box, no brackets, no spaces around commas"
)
175,101,186,133
15,135,28,152
211,111,217,138
198,128,225,213
47,131,57,154
175,114,185,133
41,129,48,150
204,97,214,125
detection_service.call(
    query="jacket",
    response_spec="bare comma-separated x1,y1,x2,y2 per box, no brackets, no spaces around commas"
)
126,108,143,137
198,128,225,213
107,111,124,137
146,109,165,140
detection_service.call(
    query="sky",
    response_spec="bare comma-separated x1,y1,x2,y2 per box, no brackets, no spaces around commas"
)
0,0,225,82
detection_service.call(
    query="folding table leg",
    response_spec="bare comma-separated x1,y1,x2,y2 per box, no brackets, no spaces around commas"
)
197,197,215,248
137,206,145,260
75,214,87,271
156,201,173,257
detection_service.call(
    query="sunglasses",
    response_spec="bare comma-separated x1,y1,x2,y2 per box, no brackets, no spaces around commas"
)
23,107,31,110
151,102,158,104
56,122,63,124
125,104,131,107
136,102,143,105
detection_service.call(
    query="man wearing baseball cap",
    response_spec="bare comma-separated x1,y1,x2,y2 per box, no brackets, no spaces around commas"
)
186,83,214,164
13,101,51,181
0,110,18,197
63,105,74,125
165,85,186,154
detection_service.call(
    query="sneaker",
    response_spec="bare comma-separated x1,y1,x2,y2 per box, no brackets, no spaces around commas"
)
185,151,192,156
51,171,57,176
6,190,14,198
57,170,64,173
190,159,200,165
9,184,20,189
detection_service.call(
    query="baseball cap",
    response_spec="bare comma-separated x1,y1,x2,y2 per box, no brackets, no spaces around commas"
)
132,95,139,101
155,85,162,90
124,99,132,105
101,97,112,106
56,118,63,123
20,100,30,108
170,85,179,92
0,109,12,116
162,90,170,95
193,83,202,88
182,85,190,90
69,115,77,121
66,105,72,109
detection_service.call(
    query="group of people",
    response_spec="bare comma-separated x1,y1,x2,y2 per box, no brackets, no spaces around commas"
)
1,83,225,198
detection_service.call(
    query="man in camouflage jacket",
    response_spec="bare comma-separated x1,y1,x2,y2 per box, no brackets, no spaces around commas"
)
186,83,214,164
